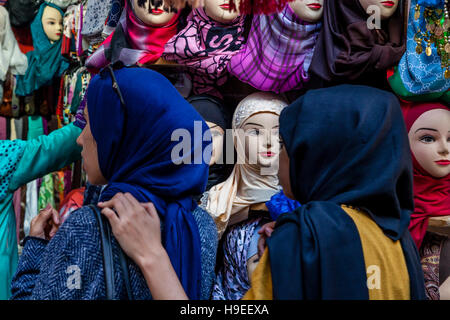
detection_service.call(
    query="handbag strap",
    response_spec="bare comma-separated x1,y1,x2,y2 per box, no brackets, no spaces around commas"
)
89,204,133,300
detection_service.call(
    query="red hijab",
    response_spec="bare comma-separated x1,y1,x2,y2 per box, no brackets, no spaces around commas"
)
402,102,450,249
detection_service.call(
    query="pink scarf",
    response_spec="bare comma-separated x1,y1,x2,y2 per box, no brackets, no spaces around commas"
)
163,7,245,96
86,1,179,71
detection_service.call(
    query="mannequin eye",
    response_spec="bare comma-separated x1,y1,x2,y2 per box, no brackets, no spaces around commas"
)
420,135,435,143
247,128,260,135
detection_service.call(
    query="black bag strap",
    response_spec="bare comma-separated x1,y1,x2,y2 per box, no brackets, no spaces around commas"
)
89,204,133,300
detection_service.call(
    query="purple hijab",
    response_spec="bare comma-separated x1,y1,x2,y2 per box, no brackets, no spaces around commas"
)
228,5,321,93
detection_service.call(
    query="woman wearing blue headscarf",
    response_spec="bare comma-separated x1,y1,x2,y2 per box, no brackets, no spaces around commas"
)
10,67,217,300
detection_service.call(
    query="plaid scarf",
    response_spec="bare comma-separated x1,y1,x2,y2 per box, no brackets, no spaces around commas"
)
229,5,321,93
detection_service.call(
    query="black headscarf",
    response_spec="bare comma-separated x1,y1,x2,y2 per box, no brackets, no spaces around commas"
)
310,0,406,82
187,94,232,193
267,85,425,299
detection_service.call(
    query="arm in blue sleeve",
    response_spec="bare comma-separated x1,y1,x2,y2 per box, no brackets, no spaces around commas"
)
10,237,49,300
8,123,82,191
10,207,105,300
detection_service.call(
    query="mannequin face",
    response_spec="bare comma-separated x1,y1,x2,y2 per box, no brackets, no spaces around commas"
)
358,0,399,20
206,121,225,166
76,107,108,185
408,109,450,178
239,112,281,169
42,6,63,43
289,0,324,23
133,0,175,26
204,0,241,24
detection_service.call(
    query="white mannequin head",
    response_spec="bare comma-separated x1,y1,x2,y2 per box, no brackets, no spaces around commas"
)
289,0,324,23
204,0,241,24
42,5,63,43
358,0,399,20
408,108,450,178
132,0,176,26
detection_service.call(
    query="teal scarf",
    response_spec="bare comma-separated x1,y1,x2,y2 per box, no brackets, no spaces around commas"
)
15,3,69,97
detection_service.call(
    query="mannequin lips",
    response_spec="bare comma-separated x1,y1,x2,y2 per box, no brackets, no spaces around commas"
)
380,1,395,7
435,160,450,166
260,151,276,157
151,8,165,15
307,3,322,10
220,3,231,10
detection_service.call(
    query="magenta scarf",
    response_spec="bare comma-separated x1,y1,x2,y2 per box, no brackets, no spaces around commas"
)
228,5,321,93
86,0,180,71
163,7,245,96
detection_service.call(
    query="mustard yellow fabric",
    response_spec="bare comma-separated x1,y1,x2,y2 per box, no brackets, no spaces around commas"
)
243,248,273,300
342,205,410,300
243,205,411,300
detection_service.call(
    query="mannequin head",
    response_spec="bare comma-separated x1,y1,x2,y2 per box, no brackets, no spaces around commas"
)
408,108,450,178
204,0,241,24
233,92,287,172
41,5,63,43
289,0,324,23
358,0,399,20
239,112,281,169
206,121,225,166
132,0,176,26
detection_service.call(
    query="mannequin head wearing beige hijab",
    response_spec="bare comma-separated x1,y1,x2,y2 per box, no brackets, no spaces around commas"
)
207,92,287,238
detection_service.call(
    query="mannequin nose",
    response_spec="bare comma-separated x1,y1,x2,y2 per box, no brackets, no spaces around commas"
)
437,139,449,156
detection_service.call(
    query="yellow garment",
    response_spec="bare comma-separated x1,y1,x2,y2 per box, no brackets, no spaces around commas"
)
243,248,273,300
342,205,410,300
243,205,410,300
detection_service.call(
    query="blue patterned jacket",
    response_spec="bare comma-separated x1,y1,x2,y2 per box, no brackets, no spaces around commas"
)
10,201,218,300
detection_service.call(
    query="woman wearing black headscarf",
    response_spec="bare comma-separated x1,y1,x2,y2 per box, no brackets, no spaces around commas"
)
309,0,406,85
244,85,426,300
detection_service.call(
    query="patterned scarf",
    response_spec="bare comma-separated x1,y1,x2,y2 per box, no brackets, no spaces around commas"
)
211,218,262,300
86,0,180,71
398,0,450,95
163,7,245,96
228,5,321,93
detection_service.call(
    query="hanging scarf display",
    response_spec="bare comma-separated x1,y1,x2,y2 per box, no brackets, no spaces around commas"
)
228,4,321,93
14,3,69,97
310,0,406,81
163,7,245,95
206,92,285,238
0,6,27,82
402,102,450,250
81,0,113,45
391,0,450,100
86,0,180,71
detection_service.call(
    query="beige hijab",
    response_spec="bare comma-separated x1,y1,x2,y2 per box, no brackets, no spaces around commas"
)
206,92,287,238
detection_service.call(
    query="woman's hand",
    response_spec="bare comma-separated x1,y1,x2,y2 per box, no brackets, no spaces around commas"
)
98,193,165,268
257,221,276,257
29,204,61,240
98,192,188,300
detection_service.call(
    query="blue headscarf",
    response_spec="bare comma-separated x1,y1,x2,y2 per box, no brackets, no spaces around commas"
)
398,0,450,95
15,3,69,96
87,67,210,299
267,85,425,299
